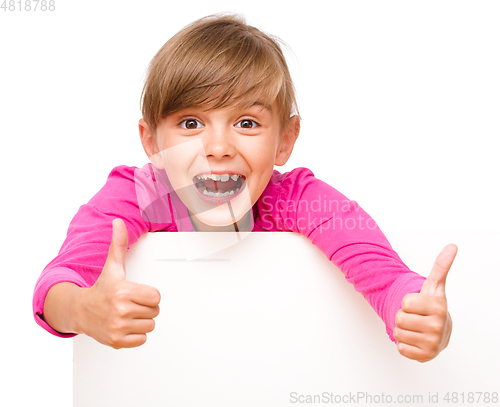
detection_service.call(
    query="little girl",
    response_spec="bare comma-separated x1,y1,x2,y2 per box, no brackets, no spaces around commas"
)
33,13,456,363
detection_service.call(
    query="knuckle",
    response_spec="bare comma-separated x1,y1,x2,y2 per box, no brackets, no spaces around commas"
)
429,320,442,334
393,327,401,340
402,296,412,310
424,348,438,362
108,313,128,331
147,319,156,333
427,297,445,314
397,342,406,355
112,303,128,318
137,334,148,347
153,289,161,304
146,288,161,305
429,338,440,353
114,287,130,301
139,284,161,304
402,294,417,311
423,338,440,357
395,311,405,327
108,334,122,349
435,304,447,318
109,319,125,333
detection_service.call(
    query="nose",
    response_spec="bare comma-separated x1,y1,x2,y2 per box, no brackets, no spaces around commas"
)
203,126,236,159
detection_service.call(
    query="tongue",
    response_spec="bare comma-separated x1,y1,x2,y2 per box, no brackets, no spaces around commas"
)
202,179,238,193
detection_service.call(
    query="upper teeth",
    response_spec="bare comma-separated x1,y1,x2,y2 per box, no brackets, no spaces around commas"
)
196,174,242,181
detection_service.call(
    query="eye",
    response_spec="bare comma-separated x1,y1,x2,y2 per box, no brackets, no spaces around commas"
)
235,119,258,129
181,119,204,130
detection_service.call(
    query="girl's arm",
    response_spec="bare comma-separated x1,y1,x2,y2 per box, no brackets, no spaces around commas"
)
42,219,161,349
33,164,170,345
257,168,428,343
43,282,83,334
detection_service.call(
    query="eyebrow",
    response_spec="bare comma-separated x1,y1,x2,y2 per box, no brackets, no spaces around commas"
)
239,100,273,116
181,100,274,117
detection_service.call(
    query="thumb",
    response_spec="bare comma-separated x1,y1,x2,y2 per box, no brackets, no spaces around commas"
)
420,243,458,297
103,218,129,279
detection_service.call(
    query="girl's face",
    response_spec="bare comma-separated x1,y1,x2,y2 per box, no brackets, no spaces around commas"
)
140,100,299,231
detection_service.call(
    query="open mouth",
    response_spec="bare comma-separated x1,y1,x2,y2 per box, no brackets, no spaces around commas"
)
192,173,246,200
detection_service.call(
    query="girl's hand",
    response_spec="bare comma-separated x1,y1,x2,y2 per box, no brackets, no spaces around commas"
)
74,219,161,349
393,244,458,363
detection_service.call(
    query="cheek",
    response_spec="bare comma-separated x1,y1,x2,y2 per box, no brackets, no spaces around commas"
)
243,137,278,165
248,152,275,177
160,139,203,180
248,151,277,192
157,133,181,151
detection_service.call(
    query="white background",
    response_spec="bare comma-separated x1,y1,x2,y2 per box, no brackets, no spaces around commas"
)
0,1,498,406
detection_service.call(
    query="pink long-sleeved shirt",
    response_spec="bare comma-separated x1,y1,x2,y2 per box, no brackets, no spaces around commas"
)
33,163,425,342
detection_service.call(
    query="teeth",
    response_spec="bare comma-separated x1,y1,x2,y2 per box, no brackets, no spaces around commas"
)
203,188,240,198
196,173,243,181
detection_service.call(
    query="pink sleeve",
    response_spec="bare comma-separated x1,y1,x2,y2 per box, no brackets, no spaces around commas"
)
257,167,426,343
32,164,173,337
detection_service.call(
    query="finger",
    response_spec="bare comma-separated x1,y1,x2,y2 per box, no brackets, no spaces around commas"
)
126,318,156,335
120,334,148,349
125,303,160,320
106,219,129,271
395,310,428,333
130,284,161,308
393,327,427,348
420,243,458,297
397,341,430,363
402,293,447,316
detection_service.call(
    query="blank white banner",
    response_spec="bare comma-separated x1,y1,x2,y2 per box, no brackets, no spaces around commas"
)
74,232,499,406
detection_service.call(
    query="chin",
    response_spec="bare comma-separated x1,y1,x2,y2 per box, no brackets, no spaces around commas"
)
196,207,246,226
189,204,254,231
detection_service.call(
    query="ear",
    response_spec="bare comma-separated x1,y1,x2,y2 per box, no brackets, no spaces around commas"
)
275,115,300,166
139,118,164,169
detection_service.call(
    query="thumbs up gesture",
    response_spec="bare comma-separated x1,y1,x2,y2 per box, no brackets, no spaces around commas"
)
393,244,458,362
75,219,161,349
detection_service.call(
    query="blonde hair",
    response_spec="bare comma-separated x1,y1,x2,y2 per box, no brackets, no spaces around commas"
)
141,13,300,134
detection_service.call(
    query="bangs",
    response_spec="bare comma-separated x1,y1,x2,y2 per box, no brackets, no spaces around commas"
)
142,14,298,132
158,29,284,116
178,59,284,115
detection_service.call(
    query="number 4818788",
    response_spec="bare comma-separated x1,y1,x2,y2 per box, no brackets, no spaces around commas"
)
1,0,56,11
